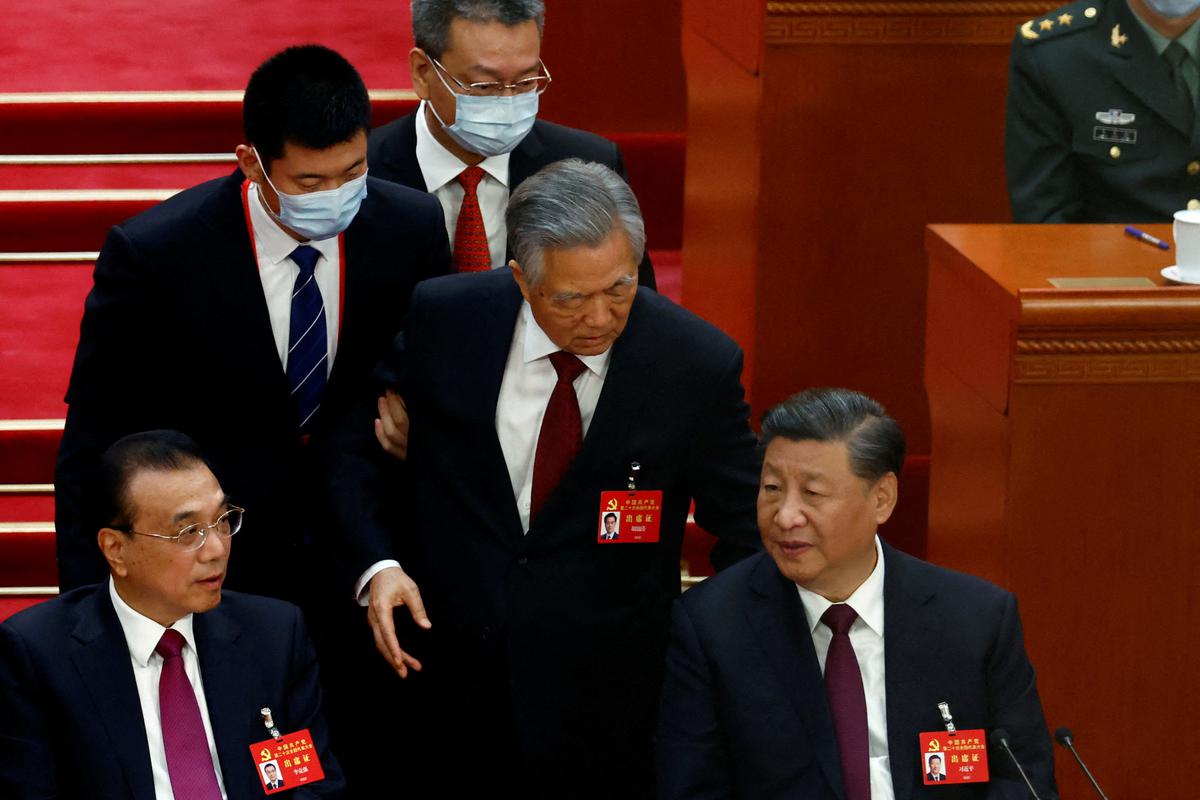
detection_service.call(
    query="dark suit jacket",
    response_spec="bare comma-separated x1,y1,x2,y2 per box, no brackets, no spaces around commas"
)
0,586,344,799
927,772,947,782
1006,0,1200,222
324,267,759,795
55,170,451,601
368,111,657,289
656,545,1059,800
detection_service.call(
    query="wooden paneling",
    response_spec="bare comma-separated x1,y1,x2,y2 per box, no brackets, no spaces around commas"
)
926,223,1200,800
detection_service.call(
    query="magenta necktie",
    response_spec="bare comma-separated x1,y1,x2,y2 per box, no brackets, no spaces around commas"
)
155,629,223,800
530,351,587,524
821,604,870,800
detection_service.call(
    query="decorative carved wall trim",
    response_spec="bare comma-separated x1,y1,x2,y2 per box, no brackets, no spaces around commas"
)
1015,354,1200,383
767,2,1055,14
1017,338,1200,355
765,0,1059,45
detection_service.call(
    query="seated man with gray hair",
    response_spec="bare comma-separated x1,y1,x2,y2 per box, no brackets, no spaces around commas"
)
324,159,761,798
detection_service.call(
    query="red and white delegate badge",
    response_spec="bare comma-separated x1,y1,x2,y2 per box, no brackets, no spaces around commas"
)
249,729,325,794
597,490,662,543
919,729,989,785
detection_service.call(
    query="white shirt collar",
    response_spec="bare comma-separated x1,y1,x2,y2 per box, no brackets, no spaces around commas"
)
519,301,610,377
796,534,886,638
108,576,197,668
414,100,511,192
246,181,339,268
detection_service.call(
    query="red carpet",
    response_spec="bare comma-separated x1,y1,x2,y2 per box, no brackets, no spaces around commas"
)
1,1,413,92
0,264,92,420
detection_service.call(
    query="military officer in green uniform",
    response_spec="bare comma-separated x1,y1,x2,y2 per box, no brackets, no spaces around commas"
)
1006,0,1200,221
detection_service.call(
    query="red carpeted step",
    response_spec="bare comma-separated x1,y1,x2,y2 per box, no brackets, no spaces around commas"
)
0,192,170,251
0,95,417,155
0,524,57,586
0,159,232,190
2,1,413,94
0,596,52,623
0,491,54,522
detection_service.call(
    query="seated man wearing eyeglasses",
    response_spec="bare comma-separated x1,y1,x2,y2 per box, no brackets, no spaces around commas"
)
369,0,656,286
0,430,344,800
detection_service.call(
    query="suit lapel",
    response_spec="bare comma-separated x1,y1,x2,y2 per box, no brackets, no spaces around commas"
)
508,122,546,190
69,589,157,800
745,556,846,800
1109,3,1194,138
377,113,428,188
470,273,528,544
197,173,294,415
881,543,941,800
194,603,256,785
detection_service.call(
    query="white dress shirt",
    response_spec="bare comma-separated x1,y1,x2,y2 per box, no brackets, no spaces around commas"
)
496,302,611,533
353,302,611,600
108,578,228,800
414,100,511,269
796,535,894,800
247,183,340,375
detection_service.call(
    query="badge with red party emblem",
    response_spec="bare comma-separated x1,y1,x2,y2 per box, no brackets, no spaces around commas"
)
250,708,325,794
919,730,989,785
597,490,662,543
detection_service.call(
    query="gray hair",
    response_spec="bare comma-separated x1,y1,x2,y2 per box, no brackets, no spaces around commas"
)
760,388,906,483
412,0,546,58
506,159,647,287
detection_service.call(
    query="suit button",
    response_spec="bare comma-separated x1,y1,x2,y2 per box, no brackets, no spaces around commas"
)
1109,146,1121,159
1189,161,1200,176
1190,199,1200,211
1084,6,1097,17
480,625,492,640
517,557,528,565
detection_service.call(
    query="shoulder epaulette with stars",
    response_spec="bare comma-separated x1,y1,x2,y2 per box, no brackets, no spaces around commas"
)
1017,0,1102,45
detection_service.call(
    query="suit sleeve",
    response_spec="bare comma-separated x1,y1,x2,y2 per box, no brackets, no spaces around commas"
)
984,593,1059,800
319,289,425,593
1005,37,1084,223
56,225,166,590
686,345,761,571
0,624,60,799
611,143,658,291
285,605,346,799
656,600,732,800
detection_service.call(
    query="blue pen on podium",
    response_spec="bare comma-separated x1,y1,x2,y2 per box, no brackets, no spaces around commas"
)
1124,225,1170,250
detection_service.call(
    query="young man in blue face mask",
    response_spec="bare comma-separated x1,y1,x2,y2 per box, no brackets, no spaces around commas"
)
1007,0,1200,221
368,0,656,288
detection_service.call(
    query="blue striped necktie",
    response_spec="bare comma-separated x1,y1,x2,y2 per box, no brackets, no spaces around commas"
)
287,245,327,434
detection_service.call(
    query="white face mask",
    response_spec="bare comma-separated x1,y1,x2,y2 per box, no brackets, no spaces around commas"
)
426,67,538,157
1144,0,1200,18
254,147,368,241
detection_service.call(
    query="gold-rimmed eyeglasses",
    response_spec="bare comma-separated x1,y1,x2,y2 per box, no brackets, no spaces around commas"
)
118,507,244,552
428,55,552,97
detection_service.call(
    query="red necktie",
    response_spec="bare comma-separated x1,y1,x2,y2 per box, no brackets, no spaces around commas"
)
454,165,491,272
155,629,223,800
821,604,870,800
530,351,587,525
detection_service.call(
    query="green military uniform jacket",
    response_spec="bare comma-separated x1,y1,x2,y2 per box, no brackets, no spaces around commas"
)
1006,0,1200,221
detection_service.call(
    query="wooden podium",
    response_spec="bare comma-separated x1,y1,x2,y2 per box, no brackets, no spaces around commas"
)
925,224,1200,800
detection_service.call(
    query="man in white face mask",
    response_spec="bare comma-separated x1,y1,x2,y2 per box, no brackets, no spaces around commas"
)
369,0,657,288
55,43,451,784
1007,0,1200,222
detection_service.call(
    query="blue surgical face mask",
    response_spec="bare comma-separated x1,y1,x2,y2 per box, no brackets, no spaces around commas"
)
427,68,538,157
1144,0,1200,18
254,148,368,241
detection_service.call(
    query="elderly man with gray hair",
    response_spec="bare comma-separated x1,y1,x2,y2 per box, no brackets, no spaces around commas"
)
324,159,761,798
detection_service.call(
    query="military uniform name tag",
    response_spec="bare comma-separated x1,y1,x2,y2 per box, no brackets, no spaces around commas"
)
919,729,989,785
597,490,662,543
250,728,326,794
1093,125,1137,144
